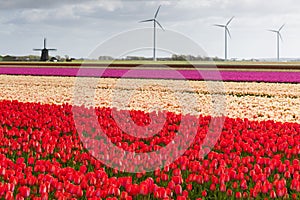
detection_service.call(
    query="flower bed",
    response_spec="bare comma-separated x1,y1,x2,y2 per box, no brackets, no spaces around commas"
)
1,75,299,123
0,100,299,199
0,67,300,83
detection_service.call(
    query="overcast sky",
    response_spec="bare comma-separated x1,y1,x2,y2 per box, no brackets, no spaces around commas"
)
1,0,300,59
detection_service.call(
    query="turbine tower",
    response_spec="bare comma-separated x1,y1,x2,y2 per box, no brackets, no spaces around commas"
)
214,16,234,61
33,38,57,61
139,5,164,61
268,24,285,61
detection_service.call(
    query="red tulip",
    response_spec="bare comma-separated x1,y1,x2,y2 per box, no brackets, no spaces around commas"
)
167,180,175,190
5,191,14,200
232,182,238,189
174,184,182,195
186,184,192,191
220,183,226,192
39,183,47,194
5,183,15,192
41,193,48,200
270,190,277,198
158,188,168,199
235,191,242,199
161,173,168,181
139,183,148,195
155,177,160,183
172,176,183,185
261,184,269,194
15,194,24,200
173,168,181,176
182,190,189,197
240,179,247,190
177,196,187,200
210,183,216,191
18,186,30,198
276,187,287,197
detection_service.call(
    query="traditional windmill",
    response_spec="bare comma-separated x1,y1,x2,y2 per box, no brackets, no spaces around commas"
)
33,38,57,61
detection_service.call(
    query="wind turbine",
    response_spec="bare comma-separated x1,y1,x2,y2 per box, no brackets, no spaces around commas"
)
214,16,234,61
139,5,164,61
268,24,285,61
33,38,57,61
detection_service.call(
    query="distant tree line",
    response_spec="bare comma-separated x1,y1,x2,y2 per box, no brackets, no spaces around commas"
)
0,55,40,61
170,54,224,61
0,55,76,62
0,54,226,62
119,55,225,61
98,56,114,60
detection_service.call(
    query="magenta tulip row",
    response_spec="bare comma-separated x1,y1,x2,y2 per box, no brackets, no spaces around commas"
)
0,67,299,83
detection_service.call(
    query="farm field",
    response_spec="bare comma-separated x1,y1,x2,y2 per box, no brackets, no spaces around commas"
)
0,63,299,199
0,62,300,83
2,60,300,66
1,61,300,70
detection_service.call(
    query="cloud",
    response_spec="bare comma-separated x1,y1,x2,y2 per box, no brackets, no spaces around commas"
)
1,0,300,59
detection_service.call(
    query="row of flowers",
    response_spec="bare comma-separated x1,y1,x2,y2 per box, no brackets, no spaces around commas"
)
1,66,300,83
0,75,299,123
0,100,299,199
2,75,299,99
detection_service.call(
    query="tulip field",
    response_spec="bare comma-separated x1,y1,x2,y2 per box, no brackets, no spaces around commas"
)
1,63,300,83
0,63,299,199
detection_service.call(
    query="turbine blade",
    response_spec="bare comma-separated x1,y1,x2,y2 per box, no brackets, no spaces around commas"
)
226,16,234,26
226,27,232,38
154,5,161,18
214,24,225,27
268,29,278,33
48,49,57,51
139,19,154,23
33,49,42,51
279,33,283,41
279,24,285,31
44,38,46,49
155,20,165,31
